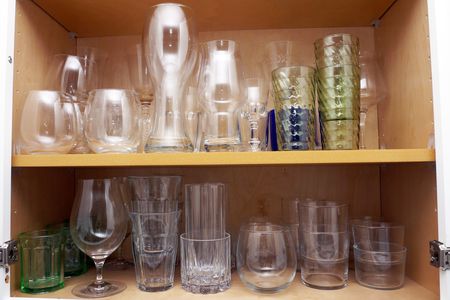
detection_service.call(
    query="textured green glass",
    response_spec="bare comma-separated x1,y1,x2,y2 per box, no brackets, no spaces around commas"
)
321,119,359,150
272,66,316,150
19,229,64,294
316,53,359,69
314,33,359,50
318,65,360,78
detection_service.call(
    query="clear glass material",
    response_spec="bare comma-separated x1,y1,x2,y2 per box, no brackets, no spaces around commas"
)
45,53,97,154
70,179,128,298
352,221,405,249
47,222,88,277
85,89,140,153
281,198,301,270
238,113,268,151
359,52,387,149
180,233,231,294
184,183,227,240
299,200,349,290
198,40,243,152
143,3,197,152
19,90,77,154
127,44,154,153
315,33,360,150
127,176,182,202
264,41,304,71
241,77,269,151
354,243,407,290
236,223,296,293
19,229,64,294
272,66,316,150
130,211,180,292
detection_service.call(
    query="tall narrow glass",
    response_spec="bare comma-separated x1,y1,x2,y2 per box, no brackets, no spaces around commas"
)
143,3,197,152
70,179,128,298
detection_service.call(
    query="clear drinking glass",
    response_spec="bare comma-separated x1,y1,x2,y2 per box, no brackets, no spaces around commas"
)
127,44,154,152
180,233,231,294
352,221,404,250
359,51,387,149
299,200,349,290
143,3,197,152
127,176,182,202
70,178,128,298
19,90,77,154
184,183,227,240
236,223,297,293
130,210,180,292
19,229,65,294
85,89,140,153
198,40,244,152
241,77,269,151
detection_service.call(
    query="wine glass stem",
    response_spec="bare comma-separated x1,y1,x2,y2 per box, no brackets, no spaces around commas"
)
249,118,261,152
141,103,152,152
359,110,368,149
94,259,106,286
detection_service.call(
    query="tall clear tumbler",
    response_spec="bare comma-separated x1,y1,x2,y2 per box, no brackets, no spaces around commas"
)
143,3,197,152
299,200,349,290
197,40,244,152
127,176,182,202
130,210,180,292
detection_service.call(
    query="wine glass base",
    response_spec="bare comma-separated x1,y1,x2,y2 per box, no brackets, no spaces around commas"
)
72,280,126,298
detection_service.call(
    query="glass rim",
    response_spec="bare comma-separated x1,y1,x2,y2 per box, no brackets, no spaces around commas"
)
299,200,348,208
150,2,194,13
314,33,359,48
180,232,230,242
184,182,226,188
19,229,63,240
353,243,407,254
129,210,181,217
352,222,405,230
128,175,182,180
240,223,289,233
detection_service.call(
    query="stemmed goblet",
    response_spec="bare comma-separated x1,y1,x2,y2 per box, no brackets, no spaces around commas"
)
70,178,128,298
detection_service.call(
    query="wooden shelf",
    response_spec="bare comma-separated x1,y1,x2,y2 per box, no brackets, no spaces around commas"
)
32,0,394,37
12,268,438,300
12,149,435,167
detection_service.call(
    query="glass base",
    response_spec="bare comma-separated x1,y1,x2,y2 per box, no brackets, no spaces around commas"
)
301,274,347,290
145,137,193,152
72,280,126,298
20,281,64,294
137,283,173,292
242,281,291,294
181,280,231,294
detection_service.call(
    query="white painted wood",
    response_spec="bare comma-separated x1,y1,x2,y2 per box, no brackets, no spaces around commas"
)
428,1,450,299
0,0,15,298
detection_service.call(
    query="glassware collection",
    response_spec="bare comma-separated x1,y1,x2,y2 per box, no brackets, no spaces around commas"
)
17,2,387,155
18,175,407,297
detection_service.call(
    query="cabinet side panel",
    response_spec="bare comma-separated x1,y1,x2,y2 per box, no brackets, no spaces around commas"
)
381,163,438,294
13,0,76,152
375,0,433,149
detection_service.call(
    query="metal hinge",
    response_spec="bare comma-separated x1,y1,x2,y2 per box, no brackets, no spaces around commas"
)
430,240,450,270
0,240,18,268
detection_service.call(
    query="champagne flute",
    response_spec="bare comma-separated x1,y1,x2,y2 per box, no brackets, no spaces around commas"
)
70,178,128,298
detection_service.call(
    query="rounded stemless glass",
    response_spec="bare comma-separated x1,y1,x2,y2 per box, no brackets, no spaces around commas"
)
19,90,77,154
70,178,128,298
237,223,297,293
85,89,140,153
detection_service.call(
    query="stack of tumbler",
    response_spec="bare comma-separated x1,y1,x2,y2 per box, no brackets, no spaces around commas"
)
272,66,316,150
299,200,349,289
181,183,231,294
128,176,181,292
352,220,407,289
315,33,360,150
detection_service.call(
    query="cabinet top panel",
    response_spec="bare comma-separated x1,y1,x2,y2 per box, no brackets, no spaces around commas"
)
12,149,435,167
32,0,394,37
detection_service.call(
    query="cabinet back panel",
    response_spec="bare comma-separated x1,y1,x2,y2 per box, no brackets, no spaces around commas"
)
381,163,438,295
375,0,433,149
13,0,76,151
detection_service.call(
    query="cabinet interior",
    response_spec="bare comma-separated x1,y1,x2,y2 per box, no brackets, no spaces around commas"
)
10,0,439,298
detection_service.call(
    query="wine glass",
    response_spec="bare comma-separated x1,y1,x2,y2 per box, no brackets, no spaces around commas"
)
359,51,387,149
143,3,197,152
241,76,269,151
19,91,77,154
70,178,128,298
127,44,154,152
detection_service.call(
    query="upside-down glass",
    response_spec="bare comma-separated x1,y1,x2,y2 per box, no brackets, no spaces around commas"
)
130,210,180,292
19,90,77,154
127,44,154,152
237,223,297,293
70,179,128,298
85,89,140,153
198,40,243,152
143,3,197,152
299,200,349,290
19,229,65,294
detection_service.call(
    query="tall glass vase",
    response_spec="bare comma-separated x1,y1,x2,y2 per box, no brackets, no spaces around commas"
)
143,3,197,152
